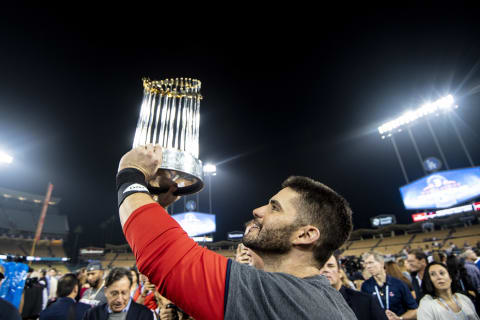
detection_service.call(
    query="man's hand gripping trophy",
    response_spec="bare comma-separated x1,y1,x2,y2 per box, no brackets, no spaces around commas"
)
118,144,179,209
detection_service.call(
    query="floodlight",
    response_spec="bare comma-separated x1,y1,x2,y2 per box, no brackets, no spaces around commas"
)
378,95,455,135
203,163,216,174
0,150,13,164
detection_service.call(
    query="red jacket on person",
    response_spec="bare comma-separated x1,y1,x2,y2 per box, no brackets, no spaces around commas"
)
123,203,228,320
132,285,158,310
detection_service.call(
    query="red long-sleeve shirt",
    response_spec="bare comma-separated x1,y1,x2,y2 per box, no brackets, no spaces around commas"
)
123,203,229,320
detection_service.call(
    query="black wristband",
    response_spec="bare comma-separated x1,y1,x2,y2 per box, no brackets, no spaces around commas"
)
116,168,150,208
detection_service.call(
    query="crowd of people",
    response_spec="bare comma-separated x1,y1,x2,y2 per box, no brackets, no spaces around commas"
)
0,262,194,320
1,144,479,319
236,242,480,319
2,243,480,319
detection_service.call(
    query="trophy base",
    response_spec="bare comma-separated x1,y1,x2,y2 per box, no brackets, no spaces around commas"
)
147,148,204,196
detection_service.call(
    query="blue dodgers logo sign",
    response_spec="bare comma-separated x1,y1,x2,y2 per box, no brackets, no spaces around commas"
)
400,167,480,210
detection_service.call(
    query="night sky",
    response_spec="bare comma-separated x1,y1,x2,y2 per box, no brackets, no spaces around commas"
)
1,6,479,252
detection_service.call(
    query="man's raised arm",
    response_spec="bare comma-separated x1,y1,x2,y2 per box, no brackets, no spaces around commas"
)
117,145,229,320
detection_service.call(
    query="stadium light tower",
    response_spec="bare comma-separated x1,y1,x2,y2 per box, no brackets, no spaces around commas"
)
0,149,13,164
378,94,475,184
203,163,216,214
378,95,457,137
378,95,458,184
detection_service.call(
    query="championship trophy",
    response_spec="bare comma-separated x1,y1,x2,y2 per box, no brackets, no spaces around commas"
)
132,78,204,195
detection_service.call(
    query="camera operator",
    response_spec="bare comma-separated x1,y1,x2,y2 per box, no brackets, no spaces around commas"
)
21,270,45,320
343,256,365,290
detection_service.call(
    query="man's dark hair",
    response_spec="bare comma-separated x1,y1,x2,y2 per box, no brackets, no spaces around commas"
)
409,249,428,263
57,273,79,298
105,267,133,288
282,176,353,267
446,254,475,293
421,262,460,298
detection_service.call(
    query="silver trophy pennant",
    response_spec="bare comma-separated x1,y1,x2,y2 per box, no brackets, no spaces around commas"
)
133,78,204,195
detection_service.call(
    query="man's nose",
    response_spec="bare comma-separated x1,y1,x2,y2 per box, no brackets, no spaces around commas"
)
252,205,267,219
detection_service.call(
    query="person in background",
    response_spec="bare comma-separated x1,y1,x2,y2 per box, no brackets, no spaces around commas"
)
385,261,413,292
39,273,91,320
39,270,49,310
396,258,412,283
406,249,428,303
80,263,107,307
446,254,480,313
133,274,157,310
20,270,45,320
345,258,366,291
461,250,480,294
361,260,372,289
129,268,139,299
46,268,58,301
447,255,477,295
321,254,387,320
75,268,88,300
361,252,418,320
82,267,153,320
417,262,479,319
0,264,21,320
473,248,480,270
340,268,357,290
431,251,447,265
154,291,194,320
234,242,264,270
352,271,366,291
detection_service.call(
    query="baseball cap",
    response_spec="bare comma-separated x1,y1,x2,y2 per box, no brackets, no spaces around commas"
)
86,262,104,272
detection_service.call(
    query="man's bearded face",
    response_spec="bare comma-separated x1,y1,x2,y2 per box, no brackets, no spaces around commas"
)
242,218,300,253
87,270,102,287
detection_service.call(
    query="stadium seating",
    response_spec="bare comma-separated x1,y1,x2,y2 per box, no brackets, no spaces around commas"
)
0,237,66,257
30,263,70,275
342,248,370,257
451,224,480,238
448,235,480,248
375,244,405,255
347,238,380,250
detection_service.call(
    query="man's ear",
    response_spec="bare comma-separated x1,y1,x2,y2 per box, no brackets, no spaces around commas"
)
292,225,320,245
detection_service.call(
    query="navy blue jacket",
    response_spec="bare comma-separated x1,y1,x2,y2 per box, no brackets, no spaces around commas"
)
0,297,21,320
340,286,388,320
40,297,91,320
410,272,424,303
361,275,418,317
82,302,153,320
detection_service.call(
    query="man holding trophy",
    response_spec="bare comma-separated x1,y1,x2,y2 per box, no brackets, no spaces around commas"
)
116,78,357,319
